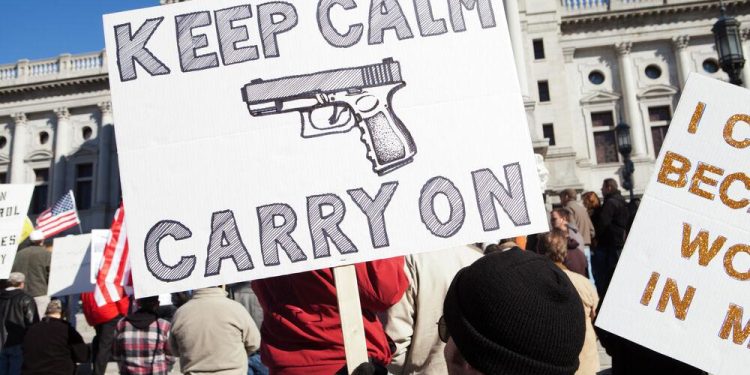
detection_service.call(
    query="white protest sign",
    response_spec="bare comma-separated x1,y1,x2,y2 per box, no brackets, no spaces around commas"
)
48,234,94,297
103,0,547,297
597,75,750,374
0,184,34,278
90,229,110,283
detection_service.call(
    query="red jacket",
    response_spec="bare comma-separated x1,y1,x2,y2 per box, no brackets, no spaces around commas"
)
252,257,408,375
80,292,130,326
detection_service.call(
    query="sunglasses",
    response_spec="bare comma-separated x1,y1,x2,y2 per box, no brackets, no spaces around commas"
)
438,315,450,343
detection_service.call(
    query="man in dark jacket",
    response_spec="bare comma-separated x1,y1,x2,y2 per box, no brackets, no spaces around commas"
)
594,178,630,299
21,299,88,375
11,231,51,316
0,272,39,375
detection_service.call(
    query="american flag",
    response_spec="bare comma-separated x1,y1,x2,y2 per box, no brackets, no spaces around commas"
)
94,203,130,307
35,190,80,239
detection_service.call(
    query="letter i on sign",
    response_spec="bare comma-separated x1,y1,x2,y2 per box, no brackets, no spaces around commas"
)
640,272,697,321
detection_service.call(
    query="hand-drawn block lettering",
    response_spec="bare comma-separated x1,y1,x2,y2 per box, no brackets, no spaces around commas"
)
214,5,260,65
419,176,465,238
258,2,299,58
348,182,398,248
257,203,307,266
205,210,254,276
471,163,530,230
114,18,171,82
144,220,196,282
317,0,363,48
307,194,358,259
176,11,220,72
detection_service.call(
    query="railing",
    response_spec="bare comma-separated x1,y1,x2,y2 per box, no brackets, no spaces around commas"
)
561,0,725,16
0,51,108,88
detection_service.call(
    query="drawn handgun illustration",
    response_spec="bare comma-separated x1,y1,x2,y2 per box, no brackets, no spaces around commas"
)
241,58,416,175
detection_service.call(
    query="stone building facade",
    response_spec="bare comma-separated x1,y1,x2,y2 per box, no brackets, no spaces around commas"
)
0,51,119,230
507,0,750,198
0,0,748,232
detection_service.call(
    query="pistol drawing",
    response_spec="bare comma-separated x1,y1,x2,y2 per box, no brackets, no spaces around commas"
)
241,58,416,176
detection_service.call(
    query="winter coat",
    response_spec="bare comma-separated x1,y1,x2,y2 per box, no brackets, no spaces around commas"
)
252,257,408,375
21,317,88,375
0,288,39,349
595,191,630,249
11,246,50,298
564,201,595,246
169,287,260,375
80,292,129,326
564,228,589,278
383,246,482,375
561,270,600,375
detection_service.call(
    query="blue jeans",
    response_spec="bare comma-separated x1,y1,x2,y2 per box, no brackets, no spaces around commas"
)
248,353,269,375
0,345,23,375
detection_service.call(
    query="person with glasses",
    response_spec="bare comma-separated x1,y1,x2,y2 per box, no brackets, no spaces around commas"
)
440,248,585,375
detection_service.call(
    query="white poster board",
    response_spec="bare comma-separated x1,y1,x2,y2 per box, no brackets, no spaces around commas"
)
597,75,750,374
103,0,547,297
89,229,110,283
48,234,94,297
0,184,34,278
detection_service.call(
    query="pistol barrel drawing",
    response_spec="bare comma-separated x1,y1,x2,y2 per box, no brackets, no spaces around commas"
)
241,58,416,175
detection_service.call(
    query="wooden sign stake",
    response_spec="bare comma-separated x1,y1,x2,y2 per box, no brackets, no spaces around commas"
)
333,264,368,374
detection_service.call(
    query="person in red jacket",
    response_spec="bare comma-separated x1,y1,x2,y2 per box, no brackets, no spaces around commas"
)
80,292,129,375
252,257,408,375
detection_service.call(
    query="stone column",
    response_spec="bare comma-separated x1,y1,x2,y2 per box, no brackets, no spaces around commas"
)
615,42,647,158
52,107,72,200
672,35,692,87
741,29,750,88
96,102,113,206
503,0,546,151
9,113,28,183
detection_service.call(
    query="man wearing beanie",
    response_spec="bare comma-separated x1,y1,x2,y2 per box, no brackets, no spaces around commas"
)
442,248,585,375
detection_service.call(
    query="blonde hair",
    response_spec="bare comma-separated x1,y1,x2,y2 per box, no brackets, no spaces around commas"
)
540,229,568,263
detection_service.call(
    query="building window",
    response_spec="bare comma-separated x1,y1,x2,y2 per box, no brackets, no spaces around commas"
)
0,136,8,149
39,131,49,145
649,106,672,156
0,173,6,184
645,64,662,79
30,168,49,215
588,71,605,85
76,163,94,210
702,59,719,73
542,123,556,146
82,126,93,140
533,39,545,60
538,81,550,102
591,111,619,163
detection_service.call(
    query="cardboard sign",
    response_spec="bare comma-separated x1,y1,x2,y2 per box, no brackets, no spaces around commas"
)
89,229,111,283
0,184,34,278
103,0,547,297
597,75,750,374
48,234,94,297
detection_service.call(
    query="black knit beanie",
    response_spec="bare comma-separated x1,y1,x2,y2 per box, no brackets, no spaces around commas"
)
443,248,585,375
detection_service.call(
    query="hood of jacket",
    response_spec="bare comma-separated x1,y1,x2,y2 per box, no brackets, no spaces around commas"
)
0,289,26,301
125,310,158,329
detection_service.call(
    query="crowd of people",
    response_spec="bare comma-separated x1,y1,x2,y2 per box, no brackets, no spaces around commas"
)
0,179,710,374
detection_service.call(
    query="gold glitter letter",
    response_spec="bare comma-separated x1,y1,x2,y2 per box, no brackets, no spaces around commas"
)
688,163,724,201
657,151,691,189
723,114,750,149
687,102,706,134
655,278,696,321
718,304,750,346
680,223,726,266
719,172,750,210
724,244,750,281
640,272,660,306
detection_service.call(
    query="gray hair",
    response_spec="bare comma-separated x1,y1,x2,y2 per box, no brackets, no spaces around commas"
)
7,272,24,287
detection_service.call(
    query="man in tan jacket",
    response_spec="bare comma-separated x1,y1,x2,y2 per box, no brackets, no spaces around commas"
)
382,245,482,374
169,287,260,374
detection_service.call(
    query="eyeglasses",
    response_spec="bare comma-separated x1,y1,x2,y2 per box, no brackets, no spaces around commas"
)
438,315,450,343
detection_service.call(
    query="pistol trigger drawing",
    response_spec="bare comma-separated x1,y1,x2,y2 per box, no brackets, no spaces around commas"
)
241,58,417,175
